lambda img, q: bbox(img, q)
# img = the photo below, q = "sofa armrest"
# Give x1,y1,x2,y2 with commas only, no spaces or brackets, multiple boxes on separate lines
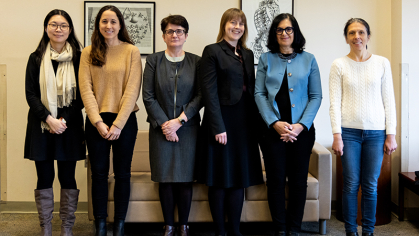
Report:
309,142,332,220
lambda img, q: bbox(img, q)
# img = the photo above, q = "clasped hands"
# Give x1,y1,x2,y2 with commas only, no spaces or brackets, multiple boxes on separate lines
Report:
162,119,182,142
95,121,121,141
273,121,304,142
46,115,67,134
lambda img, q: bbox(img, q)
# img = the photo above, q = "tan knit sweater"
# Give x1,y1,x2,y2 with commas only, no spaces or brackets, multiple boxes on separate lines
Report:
79,42,142,129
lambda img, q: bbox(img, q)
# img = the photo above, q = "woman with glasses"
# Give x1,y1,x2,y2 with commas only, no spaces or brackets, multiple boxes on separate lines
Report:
143,15,201,236
329,18,397,236
79,5,142,236
254,13,322,236
197,8,264,236
24,9,85,236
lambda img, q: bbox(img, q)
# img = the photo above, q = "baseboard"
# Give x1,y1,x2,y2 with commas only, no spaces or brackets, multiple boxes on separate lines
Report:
0,201,88,213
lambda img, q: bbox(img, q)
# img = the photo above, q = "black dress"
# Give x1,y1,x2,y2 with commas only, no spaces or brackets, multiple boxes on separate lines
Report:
197,42,264,188
24,52,86,161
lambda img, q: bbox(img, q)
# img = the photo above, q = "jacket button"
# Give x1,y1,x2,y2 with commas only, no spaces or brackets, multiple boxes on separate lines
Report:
177,90,181,93
292,104,295,108
289,88,294,92
288,73,292,77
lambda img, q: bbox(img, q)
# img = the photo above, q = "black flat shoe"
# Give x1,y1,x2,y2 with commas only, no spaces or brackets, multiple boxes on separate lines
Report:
95,219,107,236
346,233,359,236
287,232,299,236
113,219,125,236
362,233,374,236
274,231,286,236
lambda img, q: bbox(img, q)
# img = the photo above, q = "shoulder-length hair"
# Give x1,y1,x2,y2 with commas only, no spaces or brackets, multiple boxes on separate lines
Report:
267,13,306,53
216,8,248,49
34,9,82,65
90,5,134,67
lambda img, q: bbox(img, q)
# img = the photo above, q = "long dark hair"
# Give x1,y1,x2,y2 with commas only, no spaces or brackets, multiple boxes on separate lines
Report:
34,9,82,65
90,5,134,67
267,13,305,53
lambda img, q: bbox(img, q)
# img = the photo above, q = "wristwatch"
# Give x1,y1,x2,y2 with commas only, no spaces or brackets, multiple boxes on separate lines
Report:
178,117,185,125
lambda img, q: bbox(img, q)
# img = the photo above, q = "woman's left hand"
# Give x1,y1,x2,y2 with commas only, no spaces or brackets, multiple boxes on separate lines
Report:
384,134,397,155
280,123,304,142
162,119,182,135
105,125,121,141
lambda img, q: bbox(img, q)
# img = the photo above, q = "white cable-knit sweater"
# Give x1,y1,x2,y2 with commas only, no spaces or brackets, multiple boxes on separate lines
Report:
329,55,396,135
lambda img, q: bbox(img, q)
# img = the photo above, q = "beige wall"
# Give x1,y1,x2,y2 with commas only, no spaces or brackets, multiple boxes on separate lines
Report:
0,0,404,204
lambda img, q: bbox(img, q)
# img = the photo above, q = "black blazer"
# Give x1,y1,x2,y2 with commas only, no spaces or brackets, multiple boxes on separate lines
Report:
200,40,256,135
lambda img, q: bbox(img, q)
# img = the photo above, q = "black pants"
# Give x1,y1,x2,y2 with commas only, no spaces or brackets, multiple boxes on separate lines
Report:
35,160,77,190
259,125,315,232
85,112,138,220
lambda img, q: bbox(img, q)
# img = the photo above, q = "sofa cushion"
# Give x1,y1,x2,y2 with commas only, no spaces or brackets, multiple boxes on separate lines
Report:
245,173,319,201
108,172,159,201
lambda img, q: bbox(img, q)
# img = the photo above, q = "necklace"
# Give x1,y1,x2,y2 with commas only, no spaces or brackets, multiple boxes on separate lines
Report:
278,51,297,63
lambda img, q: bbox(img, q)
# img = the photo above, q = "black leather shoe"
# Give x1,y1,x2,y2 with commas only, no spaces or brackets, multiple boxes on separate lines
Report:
95,219,107,236
362,233,374,236
274,231,286,236
287,232,299,236
113,219,125,236
346,233,359,236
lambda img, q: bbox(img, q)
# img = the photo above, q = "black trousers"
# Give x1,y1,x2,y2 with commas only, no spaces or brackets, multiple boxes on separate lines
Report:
259,125,315,232
85,112,138,220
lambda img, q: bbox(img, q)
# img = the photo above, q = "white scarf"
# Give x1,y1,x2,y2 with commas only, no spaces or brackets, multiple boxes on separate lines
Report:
39,42,76,132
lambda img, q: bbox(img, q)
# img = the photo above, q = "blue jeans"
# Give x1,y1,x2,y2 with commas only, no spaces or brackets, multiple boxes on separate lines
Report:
341,128,386,234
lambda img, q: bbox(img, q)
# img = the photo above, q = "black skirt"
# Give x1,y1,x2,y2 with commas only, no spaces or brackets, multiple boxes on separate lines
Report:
196,92,264,188
24,107,86,161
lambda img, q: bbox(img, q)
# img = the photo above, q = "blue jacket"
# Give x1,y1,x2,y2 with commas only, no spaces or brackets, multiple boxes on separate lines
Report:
254,51,322,129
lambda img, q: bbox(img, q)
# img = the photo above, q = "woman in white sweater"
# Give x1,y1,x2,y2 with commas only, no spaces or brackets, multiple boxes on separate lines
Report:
329,18,397,236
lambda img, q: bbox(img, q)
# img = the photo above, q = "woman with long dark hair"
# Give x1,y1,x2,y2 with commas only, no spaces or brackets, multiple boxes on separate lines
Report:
79,5,142,236
198,8,264,236
255,13,322,236
329,18,397,236
24,9,85,236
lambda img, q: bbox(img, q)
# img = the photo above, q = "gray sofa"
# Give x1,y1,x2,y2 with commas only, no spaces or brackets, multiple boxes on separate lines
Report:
87,130,332,234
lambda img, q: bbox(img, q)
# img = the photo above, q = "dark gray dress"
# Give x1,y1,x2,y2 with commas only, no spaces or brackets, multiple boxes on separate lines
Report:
142,51,201,182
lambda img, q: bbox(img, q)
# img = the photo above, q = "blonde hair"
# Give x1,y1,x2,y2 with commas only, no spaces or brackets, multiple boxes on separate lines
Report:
216,8,248,49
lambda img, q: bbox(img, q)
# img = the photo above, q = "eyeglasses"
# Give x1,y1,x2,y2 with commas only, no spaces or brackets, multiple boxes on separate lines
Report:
164,29,185,36
48,23,70,31
276,27,294,35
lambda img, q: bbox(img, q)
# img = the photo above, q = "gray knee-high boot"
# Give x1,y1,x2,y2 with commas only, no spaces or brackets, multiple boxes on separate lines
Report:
59,189,80,236
35,188,54,236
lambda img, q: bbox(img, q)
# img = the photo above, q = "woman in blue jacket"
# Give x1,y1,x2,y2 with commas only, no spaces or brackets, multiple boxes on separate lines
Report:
254,13,322,236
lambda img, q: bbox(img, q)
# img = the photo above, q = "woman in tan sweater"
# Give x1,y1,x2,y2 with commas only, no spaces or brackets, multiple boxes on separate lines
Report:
79,5,142,236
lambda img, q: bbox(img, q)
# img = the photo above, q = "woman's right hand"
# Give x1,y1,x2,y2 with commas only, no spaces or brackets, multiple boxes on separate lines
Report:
215,132,227,145
46,115,67,134
273,121,293,135
165,132,179,142
332,133,344,156
95,121,109,139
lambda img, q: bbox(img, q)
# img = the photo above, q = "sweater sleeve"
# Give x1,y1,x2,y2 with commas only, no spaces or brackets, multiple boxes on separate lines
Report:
329,60,342,134
382,58,397,135
79,47,103,126
25,53,51,122
113,47,142,129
